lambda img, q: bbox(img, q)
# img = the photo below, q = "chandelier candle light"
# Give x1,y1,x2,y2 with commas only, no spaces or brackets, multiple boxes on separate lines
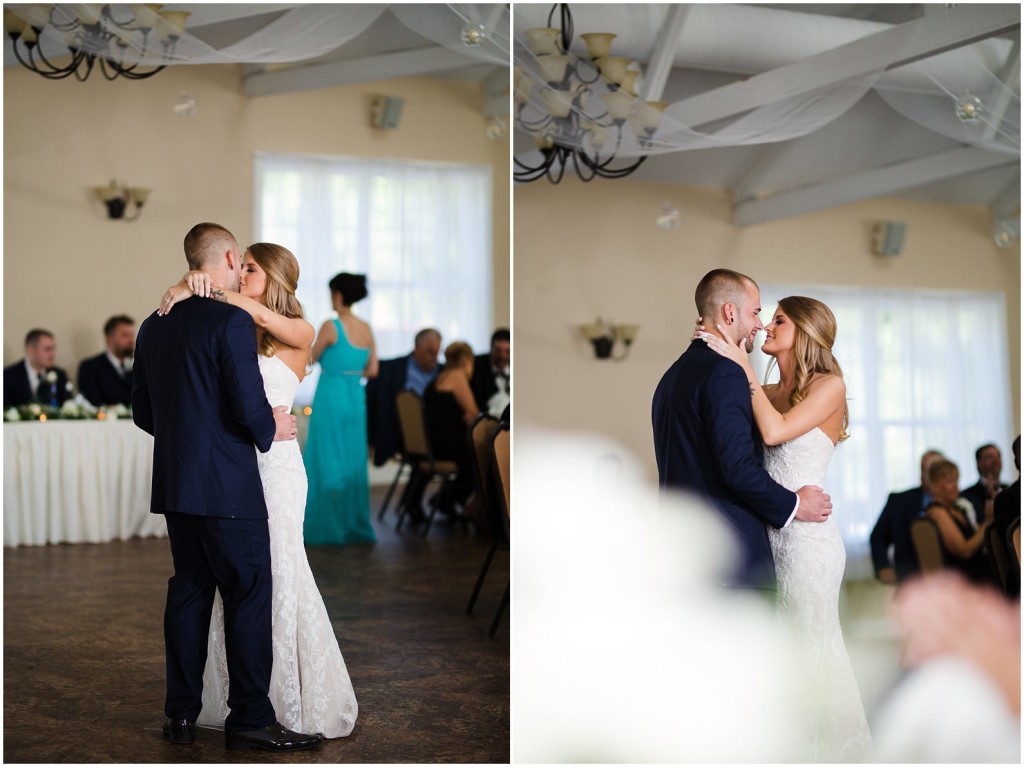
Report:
514,4,667,183
3,4,190,81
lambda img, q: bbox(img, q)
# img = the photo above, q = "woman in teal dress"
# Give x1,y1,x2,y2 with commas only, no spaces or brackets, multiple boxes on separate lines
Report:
304,273,379,544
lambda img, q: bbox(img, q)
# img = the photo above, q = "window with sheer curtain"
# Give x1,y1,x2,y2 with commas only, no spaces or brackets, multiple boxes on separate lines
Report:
754,284,1014,579
253,151,493,405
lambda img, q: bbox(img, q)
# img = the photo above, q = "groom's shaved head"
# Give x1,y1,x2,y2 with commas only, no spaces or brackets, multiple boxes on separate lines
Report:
695,268,757,319
184,222,239,270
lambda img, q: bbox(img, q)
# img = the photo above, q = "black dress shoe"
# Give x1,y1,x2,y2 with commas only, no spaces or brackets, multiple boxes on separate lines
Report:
225,722,322,752
162,718,196,745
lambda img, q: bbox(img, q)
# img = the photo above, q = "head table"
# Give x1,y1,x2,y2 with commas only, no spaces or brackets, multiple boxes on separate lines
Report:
4,419,166,547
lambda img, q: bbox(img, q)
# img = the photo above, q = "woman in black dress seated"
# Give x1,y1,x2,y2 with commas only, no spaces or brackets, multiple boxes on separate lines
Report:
925,459,993,585
423,341,480,515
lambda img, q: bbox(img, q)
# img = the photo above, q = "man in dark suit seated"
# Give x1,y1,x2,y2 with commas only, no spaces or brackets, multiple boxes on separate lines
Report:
870,449,945,585
470,327,510,418
961,443,1008,528
76,314,136,407
366,328,441,518
3,328,72,409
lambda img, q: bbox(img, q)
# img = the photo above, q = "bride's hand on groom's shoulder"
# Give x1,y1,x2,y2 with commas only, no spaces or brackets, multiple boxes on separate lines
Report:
158,280,192,317
695,323,747,366
185,270,212,298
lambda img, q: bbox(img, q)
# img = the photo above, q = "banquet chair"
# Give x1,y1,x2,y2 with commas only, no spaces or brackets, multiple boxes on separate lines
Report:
465,413,501,615
376,451,412,522
393,389,458,537
985,521,1012,595
486,421,510,638
910,517,944,575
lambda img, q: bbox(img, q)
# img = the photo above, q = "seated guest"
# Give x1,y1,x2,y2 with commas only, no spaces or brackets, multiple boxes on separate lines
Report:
423,341,480,514
870,449,945,585
366,328,442,467
993,435,1021,597
366,328,442,520
470,328,510,418
961,443,1007,527
924,459,993,585
76,314,135,407
3,328,71,409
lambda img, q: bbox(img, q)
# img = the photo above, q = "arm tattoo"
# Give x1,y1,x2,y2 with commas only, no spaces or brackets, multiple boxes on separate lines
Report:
749,381,756,397
209,289,227,303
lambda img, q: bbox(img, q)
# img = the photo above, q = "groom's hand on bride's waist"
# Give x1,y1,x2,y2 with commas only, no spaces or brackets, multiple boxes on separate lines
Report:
272,405,297,441
795,485,832,523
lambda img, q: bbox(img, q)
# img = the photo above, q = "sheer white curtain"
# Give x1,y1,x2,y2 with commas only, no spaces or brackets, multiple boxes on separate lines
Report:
253,152,492,405
755,284,1014,579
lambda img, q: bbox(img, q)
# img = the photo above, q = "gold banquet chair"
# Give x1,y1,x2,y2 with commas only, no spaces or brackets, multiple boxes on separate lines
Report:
394,389,459,538
911,517,945,575
985,521,1012,595
485,421,510,638
466,413,501,615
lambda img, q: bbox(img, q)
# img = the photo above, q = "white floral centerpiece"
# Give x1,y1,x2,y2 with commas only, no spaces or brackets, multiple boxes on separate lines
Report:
4,407,20,422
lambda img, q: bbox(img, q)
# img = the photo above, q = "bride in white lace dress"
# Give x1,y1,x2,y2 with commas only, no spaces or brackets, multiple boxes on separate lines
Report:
161,243,357,738
700,295,872,762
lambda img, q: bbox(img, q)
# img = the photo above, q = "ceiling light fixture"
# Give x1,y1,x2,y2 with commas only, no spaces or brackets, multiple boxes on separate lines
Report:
514,4,666,183
579,319,640,360
3,4,189,81
95,181,150,221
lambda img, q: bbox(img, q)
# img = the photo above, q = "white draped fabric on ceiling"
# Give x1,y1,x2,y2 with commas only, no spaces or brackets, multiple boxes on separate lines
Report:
4,4,511,67
512,4,1019,158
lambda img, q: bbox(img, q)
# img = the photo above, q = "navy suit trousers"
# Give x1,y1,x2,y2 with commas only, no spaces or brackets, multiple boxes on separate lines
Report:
163,512,276,731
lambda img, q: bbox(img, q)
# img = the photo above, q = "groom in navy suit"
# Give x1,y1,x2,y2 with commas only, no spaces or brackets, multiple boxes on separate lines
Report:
653,268,832,590
133,222,320,752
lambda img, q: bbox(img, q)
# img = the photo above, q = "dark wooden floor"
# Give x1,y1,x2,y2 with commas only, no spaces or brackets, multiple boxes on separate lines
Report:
3,487,509,763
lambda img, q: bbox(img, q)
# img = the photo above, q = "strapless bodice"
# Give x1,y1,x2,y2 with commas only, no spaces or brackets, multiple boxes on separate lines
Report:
763,427,834,491
259,354,299,410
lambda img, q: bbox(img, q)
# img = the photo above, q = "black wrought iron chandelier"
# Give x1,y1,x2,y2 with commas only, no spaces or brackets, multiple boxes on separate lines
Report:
3,5,190,81
514,4,666,183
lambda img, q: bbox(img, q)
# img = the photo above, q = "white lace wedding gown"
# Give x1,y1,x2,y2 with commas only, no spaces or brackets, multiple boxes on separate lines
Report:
765,427,873,762
198,354,358,738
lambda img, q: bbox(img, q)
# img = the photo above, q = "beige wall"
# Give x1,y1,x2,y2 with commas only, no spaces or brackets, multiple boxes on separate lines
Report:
4,64,509,367
514,179,1021,478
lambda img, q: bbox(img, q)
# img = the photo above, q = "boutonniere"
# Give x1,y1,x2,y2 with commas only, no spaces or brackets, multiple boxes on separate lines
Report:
44,370,58,384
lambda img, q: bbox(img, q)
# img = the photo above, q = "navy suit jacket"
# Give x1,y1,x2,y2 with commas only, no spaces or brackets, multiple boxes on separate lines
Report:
653,341,797,589
869,486,926,582
470,353,499,410
77,352,133,407
132,300,276,518
3,360,71,409
366,354,410,467
961,479,1007,523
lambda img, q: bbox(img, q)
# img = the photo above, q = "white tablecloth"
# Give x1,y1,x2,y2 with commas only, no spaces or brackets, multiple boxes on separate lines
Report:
4,420,166,547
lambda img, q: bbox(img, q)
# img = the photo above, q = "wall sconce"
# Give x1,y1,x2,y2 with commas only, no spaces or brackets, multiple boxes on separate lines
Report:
579,318,639,360
94,180,149,221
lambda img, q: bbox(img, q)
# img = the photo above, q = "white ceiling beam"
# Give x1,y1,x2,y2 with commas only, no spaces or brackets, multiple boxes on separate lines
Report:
639,5,690,102
482,66,510,117
983,35,1020,143
731,143,792,205
243,46,478,97
734,146,1017,226
672,4,1021,129
990,172,1021,218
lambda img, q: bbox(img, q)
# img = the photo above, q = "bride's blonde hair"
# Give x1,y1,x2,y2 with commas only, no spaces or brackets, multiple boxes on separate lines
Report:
245,242,304,357
766,295,849,442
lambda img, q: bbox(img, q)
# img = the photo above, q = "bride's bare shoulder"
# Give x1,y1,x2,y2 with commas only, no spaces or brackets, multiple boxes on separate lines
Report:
809,373,846,396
